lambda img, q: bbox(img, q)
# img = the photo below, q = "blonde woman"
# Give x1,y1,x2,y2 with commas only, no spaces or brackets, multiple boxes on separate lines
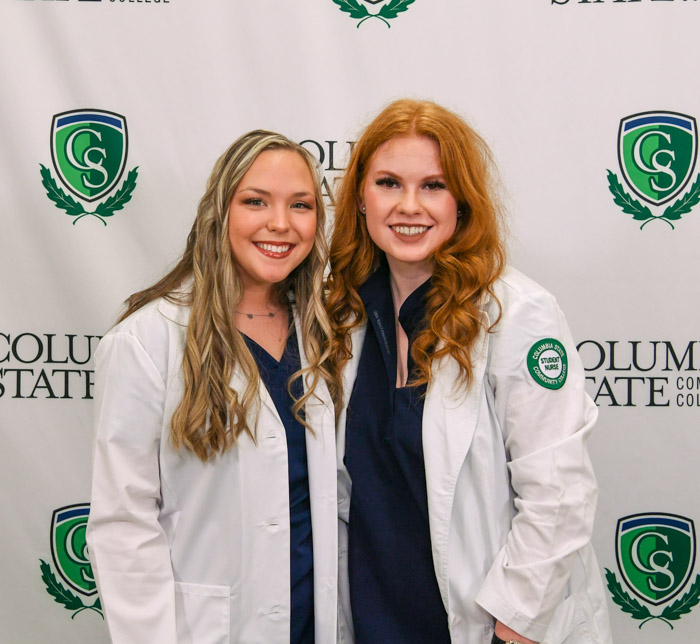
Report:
327,100,612,644
87,131,337,643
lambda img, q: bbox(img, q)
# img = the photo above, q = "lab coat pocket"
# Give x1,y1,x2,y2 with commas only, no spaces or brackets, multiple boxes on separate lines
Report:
174,581,231,644
542,588,594,644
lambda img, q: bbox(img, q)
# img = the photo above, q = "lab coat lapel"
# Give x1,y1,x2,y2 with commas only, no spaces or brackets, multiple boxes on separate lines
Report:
337,323,367,459
294,311,336,483
423,312,490,604
293,311,338,641
292,307,336,507
230,362,280,425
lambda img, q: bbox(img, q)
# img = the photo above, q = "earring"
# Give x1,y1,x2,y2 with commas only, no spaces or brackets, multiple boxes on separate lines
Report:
457,208,463,218
360,206,366,213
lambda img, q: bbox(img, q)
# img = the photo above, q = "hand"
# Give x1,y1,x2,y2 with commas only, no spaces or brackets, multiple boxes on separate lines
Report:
494,620,538,644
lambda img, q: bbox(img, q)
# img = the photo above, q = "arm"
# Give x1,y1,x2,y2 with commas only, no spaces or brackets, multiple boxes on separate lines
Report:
476,284,598,642
86,332,178,644
495,620,538,644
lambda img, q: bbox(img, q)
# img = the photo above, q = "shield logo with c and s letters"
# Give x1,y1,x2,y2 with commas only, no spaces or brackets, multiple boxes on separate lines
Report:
616,513,696,606
618,111,697,206
50,109,127,202
50,504,97,597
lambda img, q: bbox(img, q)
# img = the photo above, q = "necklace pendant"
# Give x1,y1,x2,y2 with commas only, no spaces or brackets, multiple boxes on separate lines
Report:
235,309,277,319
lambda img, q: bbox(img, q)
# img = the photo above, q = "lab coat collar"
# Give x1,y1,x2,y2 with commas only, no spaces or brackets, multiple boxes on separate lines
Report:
156,292,191,327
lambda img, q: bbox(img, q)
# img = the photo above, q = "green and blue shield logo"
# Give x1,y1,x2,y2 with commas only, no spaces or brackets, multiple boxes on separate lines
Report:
606,512,700,629
618,112,697,206
616,513,695,605
607,111,700,229
51,110,127,202
50,504,96,596
40,108,139,225
39,503,103,619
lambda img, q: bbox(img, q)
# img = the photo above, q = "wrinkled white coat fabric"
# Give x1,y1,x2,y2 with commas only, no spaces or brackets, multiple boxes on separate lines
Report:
87,297,338,644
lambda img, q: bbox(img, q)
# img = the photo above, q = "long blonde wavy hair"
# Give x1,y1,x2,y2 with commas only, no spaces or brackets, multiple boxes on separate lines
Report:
326,99,506,399
120,130,332,461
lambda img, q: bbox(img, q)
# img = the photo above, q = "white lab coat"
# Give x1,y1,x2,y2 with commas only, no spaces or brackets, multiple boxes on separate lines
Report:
87,296,338,644
336,267,612,644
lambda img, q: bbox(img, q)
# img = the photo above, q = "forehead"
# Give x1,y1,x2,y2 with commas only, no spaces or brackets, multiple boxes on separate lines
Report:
368,134,443,172
241,148,313,183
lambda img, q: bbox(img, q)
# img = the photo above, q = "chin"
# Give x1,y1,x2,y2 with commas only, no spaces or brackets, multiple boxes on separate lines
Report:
391,252,432,265
260,273,291,287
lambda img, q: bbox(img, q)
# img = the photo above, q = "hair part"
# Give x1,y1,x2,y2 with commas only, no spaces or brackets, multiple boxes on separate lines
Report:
326,99,506,402
120,130,333,461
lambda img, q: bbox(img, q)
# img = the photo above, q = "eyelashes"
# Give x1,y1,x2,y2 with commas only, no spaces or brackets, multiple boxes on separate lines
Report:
241,198,314,210
374,177,446,191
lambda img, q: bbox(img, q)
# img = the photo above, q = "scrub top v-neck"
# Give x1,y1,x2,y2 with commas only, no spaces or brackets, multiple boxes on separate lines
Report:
344,262,450,644
244,325,314,644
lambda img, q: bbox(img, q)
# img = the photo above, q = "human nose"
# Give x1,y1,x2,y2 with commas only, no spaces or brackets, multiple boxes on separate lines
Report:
397,187,421,215
266,204,291,232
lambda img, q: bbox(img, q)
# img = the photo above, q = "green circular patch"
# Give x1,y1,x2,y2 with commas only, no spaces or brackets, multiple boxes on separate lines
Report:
527,338,568,390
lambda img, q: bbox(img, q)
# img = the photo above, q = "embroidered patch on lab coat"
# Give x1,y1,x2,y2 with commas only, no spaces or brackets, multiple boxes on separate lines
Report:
527,338,568,390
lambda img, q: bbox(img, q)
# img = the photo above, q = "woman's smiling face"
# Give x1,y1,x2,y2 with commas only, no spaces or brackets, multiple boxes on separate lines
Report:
228,149,317,293
360,134,458,276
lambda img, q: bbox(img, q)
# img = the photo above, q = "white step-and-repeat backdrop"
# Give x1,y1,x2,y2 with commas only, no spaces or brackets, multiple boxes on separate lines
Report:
1,1,698,642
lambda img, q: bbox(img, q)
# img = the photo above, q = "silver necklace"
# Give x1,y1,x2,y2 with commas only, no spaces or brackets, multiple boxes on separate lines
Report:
234,310,277,320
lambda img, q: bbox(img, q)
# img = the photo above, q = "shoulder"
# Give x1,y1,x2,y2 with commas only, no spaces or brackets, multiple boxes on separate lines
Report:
487,266,561,326
96,296,191,382
109,296,189,343
492,266,557,308
486,266,572,357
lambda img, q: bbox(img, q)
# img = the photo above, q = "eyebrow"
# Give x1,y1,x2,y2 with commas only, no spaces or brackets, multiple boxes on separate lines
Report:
238,187,314,198
373,170,446,181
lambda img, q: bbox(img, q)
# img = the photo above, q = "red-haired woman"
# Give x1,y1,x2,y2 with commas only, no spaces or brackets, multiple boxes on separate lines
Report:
326,100,611,644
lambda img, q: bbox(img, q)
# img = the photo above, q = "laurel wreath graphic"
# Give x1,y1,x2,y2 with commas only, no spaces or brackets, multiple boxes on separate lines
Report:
333,0,416,27
605,568,700,629
607,170,700,230
663,175,700,222
40,165,139,226
39,560,103,619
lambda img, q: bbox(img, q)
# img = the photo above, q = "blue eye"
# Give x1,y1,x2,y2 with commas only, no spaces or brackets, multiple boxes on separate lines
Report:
292,201,314,210
243,197,264,206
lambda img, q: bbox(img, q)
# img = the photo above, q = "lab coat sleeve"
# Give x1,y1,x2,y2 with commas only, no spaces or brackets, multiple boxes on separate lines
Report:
475,284,599,641
86,331,178,644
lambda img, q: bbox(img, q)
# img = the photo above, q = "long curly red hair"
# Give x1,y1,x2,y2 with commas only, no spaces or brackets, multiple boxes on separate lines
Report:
326,99,505,402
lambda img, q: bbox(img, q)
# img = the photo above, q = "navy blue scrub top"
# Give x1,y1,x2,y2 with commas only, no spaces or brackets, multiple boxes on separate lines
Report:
244,324,314,644
345,261,451,643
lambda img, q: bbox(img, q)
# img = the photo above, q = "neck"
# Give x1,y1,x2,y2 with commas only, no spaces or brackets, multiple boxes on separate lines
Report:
238,284,278,314
386,257,432,312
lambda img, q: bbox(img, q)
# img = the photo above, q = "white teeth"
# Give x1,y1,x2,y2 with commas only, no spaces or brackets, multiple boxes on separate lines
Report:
256,243,291,253
392,225,428,236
